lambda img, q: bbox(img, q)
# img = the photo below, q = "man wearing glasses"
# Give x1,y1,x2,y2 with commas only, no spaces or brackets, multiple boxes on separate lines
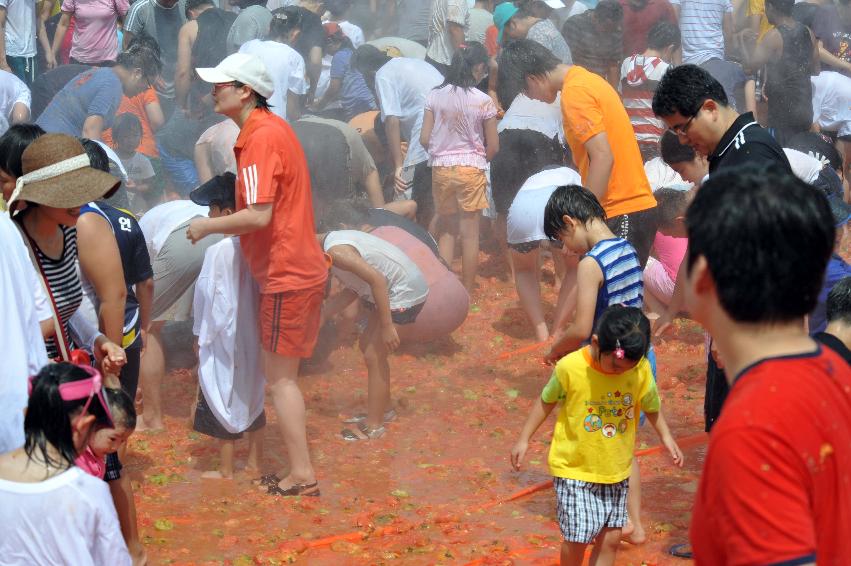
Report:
36,45,161,141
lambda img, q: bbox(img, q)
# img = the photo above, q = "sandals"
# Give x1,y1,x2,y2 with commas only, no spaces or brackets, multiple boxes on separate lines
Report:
342,409,397,425
253,473,281,488
669,543,693,559
341,421,386,441
267,481,321,497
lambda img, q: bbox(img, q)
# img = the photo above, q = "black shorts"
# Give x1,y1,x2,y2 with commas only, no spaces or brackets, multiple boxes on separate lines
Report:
105,452,123,482
812,166,844,199
606,206,658,269
119,346,141,401
412,161,434,227
193,388,266,441
704,350,729,432
361,298,425,325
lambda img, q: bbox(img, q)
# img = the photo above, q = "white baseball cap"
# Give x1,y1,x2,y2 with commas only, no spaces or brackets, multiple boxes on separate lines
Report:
544,0,566,6
196,53,275,100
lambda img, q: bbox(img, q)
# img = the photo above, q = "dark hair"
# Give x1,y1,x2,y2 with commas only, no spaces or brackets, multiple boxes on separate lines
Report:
652,64,728,118
233,80,272,110
440,41,489,90
595,0,624,24
270,6,303,38
827,277,851,325
543,184,606,240
686,165,834,323
787,132,843,172
125,32,161,58
654,187,690,228
80,138,110,173
352,44,391,76
104,387,137,431
112,112,143,141
325,0,351,16
0,123,45,177
496,39,561,109
647,20,681,51
766,0,794,16
116,44,163,82
660,130,696,164
185,0,214,17
792,2,819,27
594,305,651,361
316,197,370,232
25,363,112,470
210,172,238,210
491,130,566,214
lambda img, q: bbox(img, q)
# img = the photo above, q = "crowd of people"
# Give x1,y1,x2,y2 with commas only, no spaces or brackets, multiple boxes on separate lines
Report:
0,0,849,564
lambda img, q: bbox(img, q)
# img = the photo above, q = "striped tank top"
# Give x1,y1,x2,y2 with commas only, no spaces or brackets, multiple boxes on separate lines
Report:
585,238,644,326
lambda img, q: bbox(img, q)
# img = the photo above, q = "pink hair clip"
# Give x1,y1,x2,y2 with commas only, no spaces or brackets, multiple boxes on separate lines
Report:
614,339,625,360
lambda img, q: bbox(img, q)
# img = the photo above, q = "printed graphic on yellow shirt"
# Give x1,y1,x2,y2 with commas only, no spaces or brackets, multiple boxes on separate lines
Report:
583,391,635,438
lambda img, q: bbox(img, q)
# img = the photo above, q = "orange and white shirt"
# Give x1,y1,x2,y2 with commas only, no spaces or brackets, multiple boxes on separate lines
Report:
233,108,328,294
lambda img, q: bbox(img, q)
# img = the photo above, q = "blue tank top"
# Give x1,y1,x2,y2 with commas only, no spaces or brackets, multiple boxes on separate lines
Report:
585,237,644,326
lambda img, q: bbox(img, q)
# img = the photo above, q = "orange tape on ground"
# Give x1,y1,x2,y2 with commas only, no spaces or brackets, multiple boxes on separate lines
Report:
496,341,548,361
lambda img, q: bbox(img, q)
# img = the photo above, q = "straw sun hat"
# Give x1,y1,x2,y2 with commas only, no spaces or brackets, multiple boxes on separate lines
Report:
7,133,120,210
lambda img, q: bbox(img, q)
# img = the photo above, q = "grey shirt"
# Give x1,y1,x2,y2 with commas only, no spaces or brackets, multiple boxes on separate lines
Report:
124,0,187,96
226,5,273,54
527,19,572,64
396,0,433,43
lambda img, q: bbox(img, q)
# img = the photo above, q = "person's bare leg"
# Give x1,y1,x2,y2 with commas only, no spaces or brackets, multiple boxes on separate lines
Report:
643,290,667,320
560,540,588,566
512,248,549,342
110,472,146,565
552,253,579,334
622,459,647,544
264,352,316,489
493,214,514,281
360,313,390,430
459,210,480,293
137,321,165,431
551,244,566,287
435,213,458,268
589,527,622,566
202,440,234,479
246,428,263,472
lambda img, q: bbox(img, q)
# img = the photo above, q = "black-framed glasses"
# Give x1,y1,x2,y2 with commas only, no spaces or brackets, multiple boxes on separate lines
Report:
670,109,700,138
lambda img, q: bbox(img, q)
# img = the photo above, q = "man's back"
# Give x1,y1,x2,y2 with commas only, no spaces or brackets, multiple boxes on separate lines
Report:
36,67,123,135
671,0,732,64
691,346,851,564
562,11,622,77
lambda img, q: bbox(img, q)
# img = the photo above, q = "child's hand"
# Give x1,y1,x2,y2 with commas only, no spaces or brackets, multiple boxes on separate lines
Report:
543,348,562,366
382,324,400,353
663,435,685,468
96,340,127,376
510,439,528,471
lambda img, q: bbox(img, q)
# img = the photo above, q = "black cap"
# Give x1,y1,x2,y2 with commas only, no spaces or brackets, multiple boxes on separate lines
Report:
189,172,236,208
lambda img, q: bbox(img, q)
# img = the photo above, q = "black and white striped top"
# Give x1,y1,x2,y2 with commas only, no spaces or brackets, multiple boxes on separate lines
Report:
27,225,83,359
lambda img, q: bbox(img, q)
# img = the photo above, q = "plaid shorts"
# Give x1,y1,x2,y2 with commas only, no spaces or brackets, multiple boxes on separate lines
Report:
554,477,629,543
105,452,123,482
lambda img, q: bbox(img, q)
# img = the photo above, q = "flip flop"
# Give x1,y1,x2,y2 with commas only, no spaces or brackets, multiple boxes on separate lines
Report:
669,543,693,559
342,409,397,424
341,422,386,441
252,473,281,487
267,481,320,497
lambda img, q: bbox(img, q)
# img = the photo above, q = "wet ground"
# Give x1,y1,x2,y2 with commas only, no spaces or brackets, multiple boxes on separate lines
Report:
130,252,711,565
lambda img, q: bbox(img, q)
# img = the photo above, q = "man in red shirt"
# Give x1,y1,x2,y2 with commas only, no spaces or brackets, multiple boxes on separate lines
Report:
683,164,851,564
188,52,328,497
620,0,677,56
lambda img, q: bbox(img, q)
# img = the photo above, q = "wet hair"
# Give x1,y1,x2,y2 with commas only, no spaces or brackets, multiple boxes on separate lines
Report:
647,20,681,51
233,80,272,111
543,184,607,240
766,0,794,16
126,32,161,58
594,305,651,361
652,64,728,118
185,0,214,17
827,277,851,325
270,6,303,39
80,138,110,173
104,388,137,431
660,130,696,165
25,363,112,470
316,197,370,232
116,44,163,82
490,130,566,214
595,0,624,24
496,39,560,109
440,41,489,90
325,0,351,16
112,113,143,142
654,187,690,228
0,123,45,177
352,44,392,76
686,165,834,323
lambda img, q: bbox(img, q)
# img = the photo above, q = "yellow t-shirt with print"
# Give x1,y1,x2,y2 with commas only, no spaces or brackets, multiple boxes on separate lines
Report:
544,347,660,484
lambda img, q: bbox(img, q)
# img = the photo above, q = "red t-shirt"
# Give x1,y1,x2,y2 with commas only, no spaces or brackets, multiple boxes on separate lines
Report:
690,346,851,565
620,0,677,56
233,108,328,294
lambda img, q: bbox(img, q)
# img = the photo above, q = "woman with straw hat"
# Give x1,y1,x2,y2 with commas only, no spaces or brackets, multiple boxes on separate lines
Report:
8,133,127,375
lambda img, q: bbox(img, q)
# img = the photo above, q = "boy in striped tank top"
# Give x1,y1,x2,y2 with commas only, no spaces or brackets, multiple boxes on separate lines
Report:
541,184,652,545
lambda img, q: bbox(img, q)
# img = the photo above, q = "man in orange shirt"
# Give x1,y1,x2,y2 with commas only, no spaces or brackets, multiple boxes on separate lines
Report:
187,52,328,497
498,39,658,267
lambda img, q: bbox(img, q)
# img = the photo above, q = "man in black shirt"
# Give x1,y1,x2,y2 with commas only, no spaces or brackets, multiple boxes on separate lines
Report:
815,276,851,364
652,64,794,432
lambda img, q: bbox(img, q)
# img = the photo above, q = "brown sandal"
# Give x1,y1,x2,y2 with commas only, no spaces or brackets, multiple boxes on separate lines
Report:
267,481,320,497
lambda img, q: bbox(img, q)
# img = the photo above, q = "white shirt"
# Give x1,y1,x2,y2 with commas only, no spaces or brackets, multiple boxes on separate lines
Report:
324,230,429,310
0,213,49,454
426,0,470,65
375,57,444,168
507,167,582,245
0,0,36,57
139,200,206,258
0,69,30,122
498,93,564,143
811,71,851,138
0,467,131,565
644,157,687,191
367,36,427,59
238,39,308,121
338,20,364,47
193,238,265,433
670,0,732,65
784,148,823,184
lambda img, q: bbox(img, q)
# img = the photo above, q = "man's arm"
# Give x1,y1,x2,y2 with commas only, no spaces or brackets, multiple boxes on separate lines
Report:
186,203,272,243
194,142,214,184
82,115,106,140
583,132,614,202
135,277,153,350
175,21,196,110
0,7,11,72
38,0,56,69
11,102,29,124
50,12,71,66
448,21,465,51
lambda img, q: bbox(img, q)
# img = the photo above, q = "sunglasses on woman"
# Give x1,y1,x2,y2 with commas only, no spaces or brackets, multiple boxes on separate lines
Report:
28,365,114,427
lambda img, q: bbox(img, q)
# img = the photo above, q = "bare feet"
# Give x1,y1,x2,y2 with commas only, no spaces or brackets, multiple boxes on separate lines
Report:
201,470,233,480
621,519,647,545
135,415,164,433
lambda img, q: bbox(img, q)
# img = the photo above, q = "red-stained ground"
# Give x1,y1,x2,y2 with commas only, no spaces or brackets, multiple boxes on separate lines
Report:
129,250,711,566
